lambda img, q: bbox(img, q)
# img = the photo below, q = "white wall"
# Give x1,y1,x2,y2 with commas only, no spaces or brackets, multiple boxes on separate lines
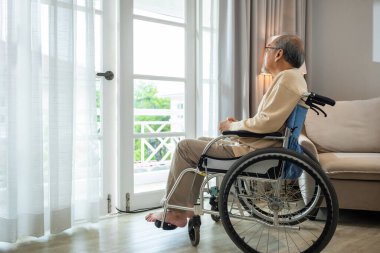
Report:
306,0,380,101
374,0,380,62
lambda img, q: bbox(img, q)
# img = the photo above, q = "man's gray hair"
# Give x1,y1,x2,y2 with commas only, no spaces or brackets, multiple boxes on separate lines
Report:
273,35,305,68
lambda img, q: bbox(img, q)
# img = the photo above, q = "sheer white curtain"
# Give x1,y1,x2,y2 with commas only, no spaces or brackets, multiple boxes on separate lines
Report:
0,0,100,243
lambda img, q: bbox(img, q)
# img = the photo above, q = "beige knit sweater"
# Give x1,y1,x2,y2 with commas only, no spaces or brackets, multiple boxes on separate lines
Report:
229,68,308,156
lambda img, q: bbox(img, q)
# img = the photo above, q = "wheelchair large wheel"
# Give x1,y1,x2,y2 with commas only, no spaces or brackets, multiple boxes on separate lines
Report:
218,148,338,253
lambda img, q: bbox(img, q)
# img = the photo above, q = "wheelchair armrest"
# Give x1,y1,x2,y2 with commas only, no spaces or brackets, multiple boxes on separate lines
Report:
222,130,282,138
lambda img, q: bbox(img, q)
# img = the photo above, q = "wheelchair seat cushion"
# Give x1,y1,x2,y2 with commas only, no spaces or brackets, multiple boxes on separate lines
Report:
198,154,283,179
198,155,241,173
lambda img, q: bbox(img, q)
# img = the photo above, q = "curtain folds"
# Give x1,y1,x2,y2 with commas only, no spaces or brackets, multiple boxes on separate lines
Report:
218,0,251,122
218,0,307,120
0,0,100,242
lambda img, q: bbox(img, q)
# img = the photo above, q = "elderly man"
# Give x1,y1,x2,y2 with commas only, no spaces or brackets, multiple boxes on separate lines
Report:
145,34,308,229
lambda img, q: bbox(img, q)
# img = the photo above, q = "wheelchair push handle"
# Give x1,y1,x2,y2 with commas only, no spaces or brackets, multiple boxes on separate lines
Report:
309,93,336,106
305,92,336,117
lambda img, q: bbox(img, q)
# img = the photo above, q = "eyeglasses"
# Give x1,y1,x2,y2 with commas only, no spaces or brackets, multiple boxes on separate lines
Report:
265,46,281,52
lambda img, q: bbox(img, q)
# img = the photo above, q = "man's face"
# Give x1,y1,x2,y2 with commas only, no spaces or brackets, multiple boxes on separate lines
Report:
263,43,280,74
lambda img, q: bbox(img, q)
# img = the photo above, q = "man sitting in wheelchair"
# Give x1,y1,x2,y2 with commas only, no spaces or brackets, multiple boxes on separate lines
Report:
145,34,308,229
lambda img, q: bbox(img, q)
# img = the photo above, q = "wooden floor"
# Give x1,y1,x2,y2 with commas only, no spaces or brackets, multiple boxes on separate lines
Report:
1,209,380,253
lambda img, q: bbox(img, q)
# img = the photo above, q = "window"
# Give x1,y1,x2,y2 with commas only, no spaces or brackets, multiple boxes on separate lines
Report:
132,0,190,193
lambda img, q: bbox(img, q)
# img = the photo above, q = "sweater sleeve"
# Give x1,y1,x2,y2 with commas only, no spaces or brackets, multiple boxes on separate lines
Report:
229,72,306,133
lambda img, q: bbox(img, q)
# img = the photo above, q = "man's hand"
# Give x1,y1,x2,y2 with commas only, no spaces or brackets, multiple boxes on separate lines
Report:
219,117,237,133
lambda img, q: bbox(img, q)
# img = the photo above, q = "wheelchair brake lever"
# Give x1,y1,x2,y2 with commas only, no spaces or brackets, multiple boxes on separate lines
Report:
310,106,319,115
310,104,327,117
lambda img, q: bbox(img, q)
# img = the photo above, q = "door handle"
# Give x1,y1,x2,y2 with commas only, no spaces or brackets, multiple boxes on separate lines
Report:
96,71,114,80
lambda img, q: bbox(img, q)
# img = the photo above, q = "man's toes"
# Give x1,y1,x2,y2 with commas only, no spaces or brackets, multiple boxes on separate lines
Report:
145,213,153,221
145,212,164,222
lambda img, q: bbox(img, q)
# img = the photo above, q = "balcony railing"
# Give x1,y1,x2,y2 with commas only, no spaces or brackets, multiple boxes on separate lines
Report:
134,109,184,165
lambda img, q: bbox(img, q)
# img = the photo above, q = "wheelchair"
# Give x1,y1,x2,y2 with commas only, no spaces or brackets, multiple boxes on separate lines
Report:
160,92,339,253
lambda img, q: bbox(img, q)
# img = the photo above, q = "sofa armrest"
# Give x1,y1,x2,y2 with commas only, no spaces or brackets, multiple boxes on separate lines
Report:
299,134,319,162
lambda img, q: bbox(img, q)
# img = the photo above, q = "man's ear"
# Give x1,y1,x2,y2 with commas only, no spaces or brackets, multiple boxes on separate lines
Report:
274,49,284,62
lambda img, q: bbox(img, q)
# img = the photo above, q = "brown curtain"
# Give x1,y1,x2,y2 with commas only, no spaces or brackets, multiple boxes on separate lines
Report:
218,0,307,120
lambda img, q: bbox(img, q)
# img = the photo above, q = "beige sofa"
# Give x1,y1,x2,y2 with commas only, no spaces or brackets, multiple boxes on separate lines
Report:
299,97,380,211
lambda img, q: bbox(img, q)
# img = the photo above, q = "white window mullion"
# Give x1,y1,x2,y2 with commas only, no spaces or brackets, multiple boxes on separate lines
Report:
195,0,203,138
133,74,185,83
195,0,219,138
133,14,185,28
134,132,186,138
185,0,196,139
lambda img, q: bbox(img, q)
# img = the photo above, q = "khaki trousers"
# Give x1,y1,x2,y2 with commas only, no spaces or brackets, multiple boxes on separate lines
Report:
165,137,249,208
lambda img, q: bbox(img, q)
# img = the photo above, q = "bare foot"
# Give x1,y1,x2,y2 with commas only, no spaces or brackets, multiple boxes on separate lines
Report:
145,211,187,227
186,211,194,219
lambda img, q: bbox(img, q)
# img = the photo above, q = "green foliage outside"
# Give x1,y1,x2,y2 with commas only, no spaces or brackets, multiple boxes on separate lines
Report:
95,82,174,163
134,83,171,162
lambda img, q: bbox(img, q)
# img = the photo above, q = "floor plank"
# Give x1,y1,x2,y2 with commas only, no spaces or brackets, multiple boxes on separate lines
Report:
1,209,380,253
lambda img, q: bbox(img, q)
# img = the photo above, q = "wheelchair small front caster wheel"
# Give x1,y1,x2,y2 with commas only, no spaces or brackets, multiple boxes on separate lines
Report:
188,216,201,246
211,205,220,222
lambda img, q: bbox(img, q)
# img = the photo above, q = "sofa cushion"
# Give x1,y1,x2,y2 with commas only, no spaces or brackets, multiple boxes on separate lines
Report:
319,153,380,180
304,97,380,153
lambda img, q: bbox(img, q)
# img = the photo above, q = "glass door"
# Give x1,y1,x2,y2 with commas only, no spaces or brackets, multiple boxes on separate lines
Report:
95,0,119,216
119,0,195,210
